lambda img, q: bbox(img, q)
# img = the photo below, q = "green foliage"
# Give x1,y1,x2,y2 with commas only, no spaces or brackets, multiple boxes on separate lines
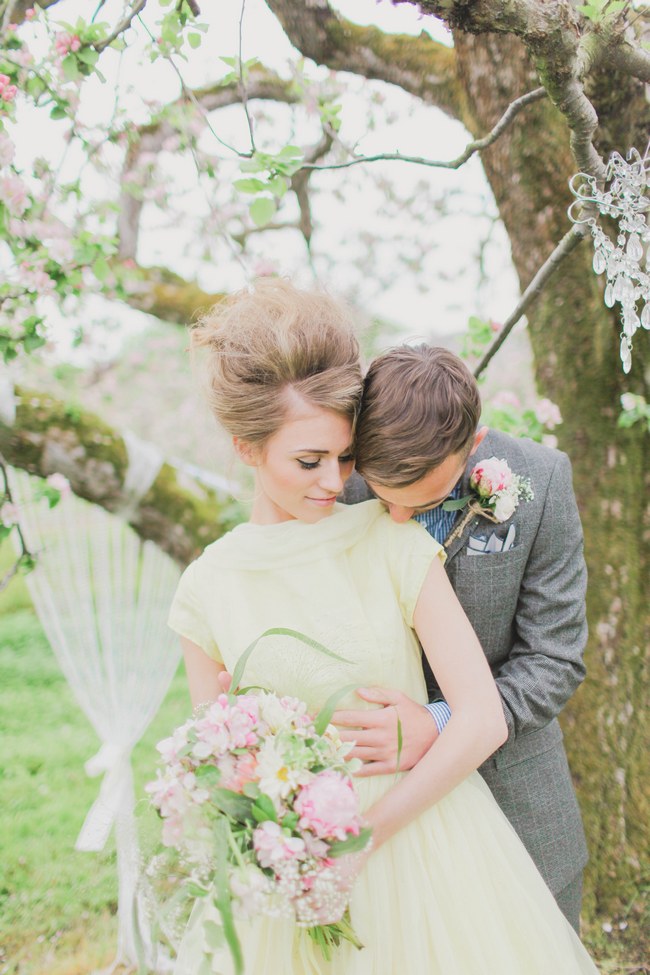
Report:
578,0,627,23
235,145,304,227
618,393,650,432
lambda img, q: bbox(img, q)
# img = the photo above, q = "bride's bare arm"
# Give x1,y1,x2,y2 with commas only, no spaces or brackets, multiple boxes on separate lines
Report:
363,557,507,850
181,636,226,709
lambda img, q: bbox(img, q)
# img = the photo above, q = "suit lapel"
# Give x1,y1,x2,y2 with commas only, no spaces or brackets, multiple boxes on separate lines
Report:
443,431,493,562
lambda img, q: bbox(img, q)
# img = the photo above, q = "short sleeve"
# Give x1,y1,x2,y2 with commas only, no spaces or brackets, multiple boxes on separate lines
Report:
167,559,223,662
384,517,446,627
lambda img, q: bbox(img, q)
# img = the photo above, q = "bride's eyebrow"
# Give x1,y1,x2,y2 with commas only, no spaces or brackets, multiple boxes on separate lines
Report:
291,445,354,455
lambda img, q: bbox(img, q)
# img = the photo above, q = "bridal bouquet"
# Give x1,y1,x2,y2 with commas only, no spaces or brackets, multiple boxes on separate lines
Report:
146,632,371,974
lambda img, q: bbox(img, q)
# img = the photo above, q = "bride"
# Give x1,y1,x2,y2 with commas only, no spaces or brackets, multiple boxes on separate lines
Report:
167,278,599,974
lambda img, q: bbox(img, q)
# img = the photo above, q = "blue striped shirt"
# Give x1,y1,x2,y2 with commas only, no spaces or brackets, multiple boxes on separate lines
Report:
414,482,461,544
415,484,461,734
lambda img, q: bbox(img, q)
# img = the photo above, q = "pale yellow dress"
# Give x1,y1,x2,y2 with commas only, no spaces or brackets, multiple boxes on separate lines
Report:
168,500,599,975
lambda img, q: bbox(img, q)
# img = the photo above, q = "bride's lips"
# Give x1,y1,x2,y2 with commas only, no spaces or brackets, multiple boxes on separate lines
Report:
306,496,337,506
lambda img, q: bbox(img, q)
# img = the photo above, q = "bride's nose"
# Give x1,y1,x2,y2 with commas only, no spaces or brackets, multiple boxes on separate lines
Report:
319,459,345,494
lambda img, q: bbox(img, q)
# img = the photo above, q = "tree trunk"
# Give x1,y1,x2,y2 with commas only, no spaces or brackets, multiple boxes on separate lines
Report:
452,31,649,918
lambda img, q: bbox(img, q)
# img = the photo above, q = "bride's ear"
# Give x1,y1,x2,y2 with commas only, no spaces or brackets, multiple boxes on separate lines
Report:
233,436,259,467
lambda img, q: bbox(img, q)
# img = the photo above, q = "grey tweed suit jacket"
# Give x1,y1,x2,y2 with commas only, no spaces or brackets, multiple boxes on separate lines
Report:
344,428,589,895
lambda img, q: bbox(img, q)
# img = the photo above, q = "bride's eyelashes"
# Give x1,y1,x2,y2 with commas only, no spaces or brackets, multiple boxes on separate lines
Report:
297,453,355,471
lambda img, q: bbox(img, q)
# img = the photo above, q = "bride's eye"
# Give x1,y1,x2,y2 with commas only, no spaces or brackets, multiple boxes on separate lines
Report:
339,453,354,464
298,459,320,470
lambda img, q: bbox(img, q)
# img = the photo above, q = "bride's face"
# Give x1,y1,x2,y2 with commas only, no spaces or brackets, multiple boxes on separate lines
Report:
237,393,354,525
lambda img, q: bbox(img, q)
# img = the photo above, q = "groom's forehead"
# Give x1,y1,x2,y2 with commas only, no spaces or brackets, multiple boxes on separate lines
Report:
369,454,466,506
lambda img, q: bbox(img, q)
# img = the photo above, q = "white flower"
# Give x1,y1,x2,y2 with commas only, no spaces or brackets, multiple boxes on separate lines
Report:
493,493,517,522
620,392,636,412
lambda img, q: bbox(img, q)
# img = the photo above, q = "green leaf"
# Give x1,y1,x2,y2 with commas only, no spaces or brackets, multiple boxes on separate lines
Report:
212,820,244,975
314,683,361,737
188,33,202,49
281,811,299,830
441,494,472,512
186,881,209,898
251,793,277,823
231,627,354,691
92,256,110,283
328,826,372,858
233,177,268,194
268,175,288,198
195,763,221,781
249,196,277,227
76,46,99,67
212,787,254,821
396,716,403,773
62,55,80,82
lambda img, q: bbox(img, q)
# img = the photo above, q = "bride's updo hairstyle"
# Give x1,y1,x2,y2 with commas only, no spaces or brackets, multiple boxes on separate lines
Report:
191,278,363,448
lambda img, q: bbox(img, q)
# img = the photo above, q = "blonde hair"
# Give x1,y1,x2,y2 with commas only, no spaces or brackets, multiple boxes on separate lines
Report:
191,279,363,447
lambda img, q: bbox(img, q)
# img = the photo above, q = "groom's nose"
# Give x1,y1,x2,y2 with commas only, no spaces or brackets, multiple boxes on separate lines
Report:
386,503,415,523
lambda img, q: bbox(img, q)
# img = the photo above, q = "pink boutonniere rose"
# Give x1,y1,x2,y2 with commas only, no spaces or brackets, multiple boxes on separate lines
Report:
442,457,534,546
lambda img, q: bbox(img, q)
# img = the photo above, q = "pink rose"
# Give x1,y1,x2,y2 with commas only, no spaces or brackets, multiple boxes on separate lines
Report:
295,771,361,841
1,86,17,103
470,457,512,499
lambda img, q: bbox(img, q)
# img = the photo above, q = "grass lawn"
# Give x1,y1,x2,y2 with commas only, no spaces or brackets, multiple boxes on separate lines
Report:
0,547,646,975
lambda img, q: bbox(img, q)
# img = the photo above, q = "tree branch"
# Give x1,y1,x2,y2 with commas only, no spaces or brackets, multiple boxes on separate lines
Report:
302,86,547,173
474,225,588,378
94,0,148,53
0,388,232,565
120,264,224,324
400,0,607,180
264,0,463,121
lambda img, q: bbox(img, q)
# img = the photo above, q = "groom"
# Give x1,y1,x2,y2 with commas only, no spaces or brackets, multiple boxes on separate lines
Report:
339,344,589,930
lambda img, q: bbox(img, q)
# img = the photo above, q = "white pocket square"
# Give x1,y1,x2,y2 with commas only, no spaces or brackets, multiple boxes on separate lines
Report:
466,524,516,555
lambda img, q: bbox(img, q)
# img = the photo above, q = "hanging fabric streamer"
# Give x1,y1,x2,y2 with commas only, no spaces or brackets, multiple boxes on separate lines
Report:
10,464,182,971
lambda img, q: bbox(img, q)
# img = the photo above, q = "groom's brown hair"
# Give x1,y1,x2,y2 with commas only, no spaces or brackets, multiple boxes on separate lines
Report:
355,345,481,488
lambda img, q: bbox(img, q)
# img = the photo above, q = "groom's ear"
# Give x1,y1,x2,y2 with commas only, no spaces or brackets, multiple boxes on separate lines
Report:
233,437,259,467
469,425,489,456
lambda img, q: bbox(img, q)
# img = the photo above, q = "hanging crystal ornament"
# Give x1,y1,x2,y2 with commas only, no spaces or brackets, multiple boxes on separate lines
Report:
568,143,650,374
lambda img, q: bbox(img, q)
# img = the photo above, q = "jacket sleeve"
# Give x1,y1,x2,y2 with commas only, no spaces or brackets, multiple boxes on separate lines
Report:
494,451,588,741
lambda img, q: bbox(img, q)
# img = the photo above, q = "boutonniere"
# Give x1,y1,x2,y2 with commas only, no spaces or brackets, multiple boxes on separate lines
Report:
442,457,534,547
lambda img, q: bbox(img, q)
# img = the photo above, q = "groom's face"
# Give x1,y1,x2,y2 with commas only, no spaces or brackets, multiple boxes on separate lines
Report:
366,427,487,524
367,451,467,524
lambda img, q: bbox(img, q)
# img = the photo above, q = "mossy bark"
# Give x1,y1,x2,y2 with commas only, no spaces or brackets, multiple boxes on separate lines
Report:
0,388,234,566
452,31,649,918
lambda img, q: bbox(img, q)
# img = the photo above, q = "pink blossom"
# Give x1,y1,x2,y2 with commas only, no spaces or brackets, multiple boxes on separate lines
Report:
0,133,15,167
54,32,81,57
535,398,562,429
25,8,36,20
490,319,502,333
1,86,17,103
0,76,9,88
470,457,512,499
254,259,277,278
46,472,71,496
295,771,361,842
0,175,28,216
253,821,306,869
490,389,521,411
1,501,20,527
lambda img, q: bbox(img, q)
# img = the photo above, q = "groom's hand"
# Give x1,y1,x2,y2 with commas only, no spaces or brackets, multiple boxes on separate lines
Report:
333,688,439,777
